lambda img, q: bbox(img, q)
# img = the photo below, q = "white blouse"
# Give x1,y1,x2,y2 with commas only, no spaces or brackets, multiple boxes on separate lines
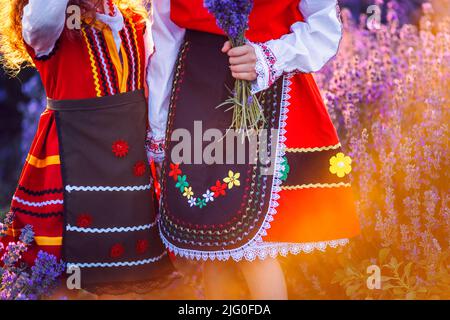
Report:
147,0,343,161
22,0,70,57
22,0,127,56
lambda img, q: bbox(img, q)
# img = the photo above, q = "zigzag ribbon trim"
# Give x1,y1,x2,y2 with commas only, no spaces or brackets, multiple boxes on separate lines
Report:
66,222,157,233
285,143,342,153
122,21,137,91
92,28,115,95
11,207,63,218
66,252,167,268
17,186,64,196
281,182,351,190
82,28,102,97
65,184,151,193
127,17,141,89
12,196,63,207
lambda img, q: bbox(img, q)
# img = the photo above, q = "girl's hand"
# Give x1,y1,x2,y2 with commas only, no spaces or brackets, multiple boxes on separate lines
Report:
222,41,257,81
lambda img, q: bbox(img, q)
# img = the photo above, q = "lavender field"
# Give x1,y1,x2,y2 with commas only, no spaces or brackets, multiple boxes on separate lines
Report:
284,0,449,299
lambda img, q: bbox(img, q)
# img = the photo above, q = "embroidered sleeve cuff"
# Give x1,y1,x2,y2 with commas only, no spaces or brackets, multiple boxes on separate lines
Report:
250,42,283,94
146,134,166,163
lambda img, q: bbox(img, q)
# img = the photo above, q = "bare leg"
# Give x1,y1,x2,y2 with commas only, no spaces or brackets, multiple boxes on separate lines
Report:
238,258,288,300
203,260,243,299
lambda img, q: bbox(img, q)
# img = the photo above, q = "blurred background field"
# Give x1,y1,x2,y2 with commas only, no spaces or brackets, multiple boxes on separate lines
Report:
0,0,448,299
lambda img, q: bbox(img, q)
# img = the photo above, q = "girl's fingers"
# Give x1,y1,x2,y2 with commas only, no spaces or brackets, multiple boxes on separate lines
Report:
226,45,257,81
230,63,256,73
231,71,258,81
229,54,257,65
221,41,232,53
228,45,252,57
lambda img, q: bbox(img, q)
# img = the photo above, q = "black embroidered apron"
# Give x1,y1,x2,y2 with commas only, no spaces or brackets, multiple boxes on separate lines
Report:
160,30,283,260
49,90,174,290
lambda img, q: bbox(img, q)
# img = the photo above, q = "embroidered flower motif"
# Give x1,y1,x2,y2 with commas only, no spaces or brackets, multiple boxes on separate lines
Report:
183,186,194,199
211,180,227,198
223,171,241,189
280,156,290,182
133,161,147,177
172,165,242,209
112,140,129,158
176,175,189,192
146,136,165,162
135,239,149,254
329,152,352,178
169,163,182,181
196,198,207,208
203,190,215,203
188,197,197,207
76,214,92,228
254,42,279,89
110,243,125,258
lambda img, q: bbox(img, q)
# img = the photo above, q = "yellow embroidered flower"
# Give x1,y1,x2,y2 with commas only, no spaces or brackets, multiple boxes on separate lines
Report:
183,186,194,199
223,170,241,189
329,152,352,178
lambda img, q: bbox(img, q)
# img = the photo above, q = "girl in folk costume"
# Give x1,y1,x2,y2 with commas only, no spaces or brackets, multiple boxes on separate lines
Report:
147,0,360,299
0,0,174,292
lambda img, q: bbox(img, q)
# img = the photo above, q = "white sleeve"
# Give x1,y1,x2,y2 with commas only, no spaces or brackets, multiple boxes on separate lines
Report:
22,0,69,57
250,0,342,92
146,0,185,162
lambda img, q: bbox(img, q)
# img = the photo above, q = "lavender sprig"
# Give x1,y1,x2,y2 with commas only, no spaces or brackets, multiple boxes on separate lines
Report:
1,215,64,300
204,0,265,136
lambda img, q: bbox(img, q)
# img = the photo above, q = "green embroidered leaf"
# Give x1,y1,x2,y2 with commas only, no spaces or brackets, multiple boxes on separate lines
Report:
280,156,290,182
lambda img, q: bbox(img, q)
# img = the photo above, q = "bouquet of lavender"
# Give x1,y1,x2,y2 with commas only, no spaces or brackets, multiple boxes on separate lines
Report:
1,212,65,300
204,0,265,136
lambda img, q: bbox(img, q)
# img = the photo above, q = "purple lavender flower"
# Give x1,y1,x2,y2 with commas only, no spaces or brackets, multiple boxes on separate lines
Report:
0,222,7,237
1,242,27,268
3,211,15,226
30,251,65,297
19,225,34,245
0,250,64,300
204,0,254,45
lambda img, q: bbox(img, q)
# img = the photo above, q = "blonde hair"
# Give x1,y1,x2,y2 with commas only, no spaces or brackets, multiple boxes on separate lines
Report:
0,0,149,76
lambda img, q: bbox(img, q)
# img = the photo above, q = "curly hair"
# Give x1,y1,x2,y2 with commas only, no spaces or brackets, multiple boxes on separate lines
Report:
0,0,149,76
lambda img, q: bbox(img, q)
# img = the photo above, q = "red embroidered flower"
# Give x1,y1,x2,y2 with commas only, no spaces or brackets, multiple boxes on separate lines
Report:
133,161,147,177
211,180,227,198
135,239,149,254
76,214,92,228
112,140,129,158
169,163,182,181
110,243,125,258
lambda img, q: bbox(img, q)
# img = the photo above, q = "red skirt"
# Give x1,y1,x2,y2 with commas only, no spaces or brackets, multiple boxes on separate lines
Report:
2,109,64,264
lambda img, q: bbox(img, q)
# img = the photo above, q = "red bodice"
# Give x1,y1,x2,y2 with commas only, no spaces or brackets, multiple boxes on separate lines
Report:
27,11,146,100
170,0,303,43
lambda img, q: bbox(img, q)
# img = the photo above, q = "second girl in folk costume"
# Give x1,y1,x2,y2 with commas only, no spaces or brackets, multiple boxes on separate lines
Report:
0,0,174,292
148,0,361,298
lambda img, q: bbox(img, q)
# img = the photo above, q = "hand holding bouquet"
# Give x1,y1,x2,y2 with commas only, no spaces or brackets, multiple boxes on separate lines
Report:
204,0,265,136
